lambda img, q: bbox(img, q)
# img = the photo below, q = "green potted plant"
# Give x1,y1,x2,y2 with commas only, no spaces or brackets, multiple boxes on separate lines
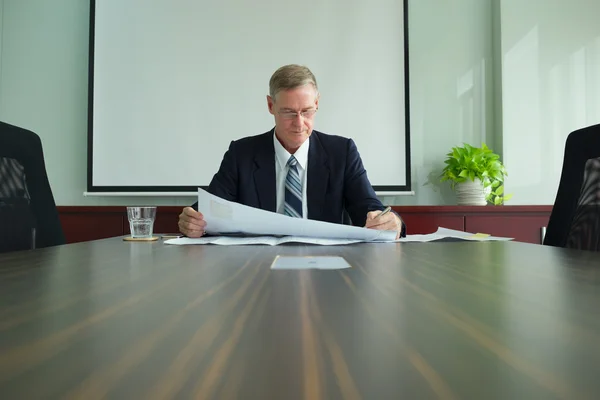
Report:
440,143,511,205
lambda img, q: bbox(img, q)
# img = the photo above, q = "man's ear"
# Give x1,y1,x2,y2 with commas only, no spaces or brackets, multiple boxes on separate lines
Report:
267,95,275,115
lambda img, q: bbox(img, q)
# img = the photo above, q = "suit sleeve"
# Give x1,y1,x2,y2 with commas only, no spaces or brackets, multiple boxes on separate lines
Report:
191,141,239,210
343,139,406,237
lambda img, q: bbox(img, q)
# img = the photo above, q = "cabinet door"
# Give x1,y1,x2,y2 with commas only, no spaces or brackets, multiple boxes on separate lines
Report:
60,214,124,243
465,215,550,244
400,214,464,235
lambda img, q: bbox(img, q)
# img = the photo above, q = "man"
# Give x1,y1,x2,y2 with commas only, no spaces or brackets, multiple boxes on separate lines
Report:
178,64,405,238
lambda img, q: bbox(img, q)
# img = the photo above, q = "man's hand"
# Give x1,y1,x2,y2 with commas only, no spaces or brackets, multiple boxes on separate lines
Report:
365,209,403,240
178,207,207,238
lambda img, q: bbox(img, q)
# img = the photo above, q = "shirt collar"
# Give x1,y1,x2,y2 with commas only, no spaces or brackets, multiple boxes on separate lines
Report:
273,130,310,170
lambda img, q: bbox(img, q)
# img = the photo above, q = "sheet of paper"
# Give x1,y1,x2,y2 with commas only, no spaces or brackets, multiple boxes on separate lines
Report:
270,256,352,270
197,188,397,242
434,227,513,241
396,233,446,242
397,227,513,242
165,236,366,246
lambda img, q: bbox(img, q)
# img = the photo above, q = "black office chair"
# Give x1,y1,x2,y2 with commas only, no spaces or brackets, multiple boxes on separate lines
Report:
544,123,600,251
0,121,65,253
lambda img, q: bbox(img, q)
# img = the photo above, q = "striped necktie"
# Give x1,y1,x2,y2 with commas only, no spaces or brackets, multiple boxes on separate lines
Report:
284,155,303,218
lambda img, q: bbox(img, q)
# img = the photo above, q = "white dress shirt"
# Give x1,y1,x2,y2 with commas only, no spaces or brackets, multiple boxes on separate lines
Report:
273,132,309,218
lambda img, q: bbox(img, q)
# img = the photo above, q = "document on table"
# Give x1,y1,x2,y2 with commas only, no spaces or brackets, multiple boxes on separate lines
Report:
163,190,512,246
195,188,397,242
164,227,512,246
166,236,366,246
397,227,513,242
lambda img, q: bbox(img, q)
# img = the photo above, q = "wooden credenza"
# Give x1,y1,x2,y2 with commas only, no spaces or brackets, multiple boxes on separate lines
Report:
393,206,551,244
57,205,553,245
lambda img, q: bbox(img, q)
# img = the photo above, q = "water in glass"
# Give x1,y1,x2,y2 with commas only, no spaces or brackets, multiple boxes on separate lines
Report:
130,219,154,238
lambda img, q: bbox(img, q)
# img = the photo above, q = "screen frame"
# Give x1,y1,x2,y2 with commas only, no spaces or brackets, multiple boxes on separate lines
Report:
86,0,412,193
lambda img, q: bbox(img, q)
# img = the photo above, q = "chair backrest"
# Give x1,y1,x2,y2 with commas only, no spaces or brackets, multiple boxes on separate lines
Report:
0,121,65,252
0,199,37,253
564,158,600,251
544,123,600,251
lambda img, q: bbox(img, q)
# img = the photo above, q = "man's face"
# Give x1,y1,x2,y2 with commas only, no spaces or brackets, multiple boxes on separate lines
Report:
267,84,319,153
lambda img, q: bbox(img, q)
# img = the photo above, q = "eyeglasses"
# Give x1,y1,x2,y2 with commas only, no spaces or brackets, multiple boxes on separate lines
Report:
277,109,318,120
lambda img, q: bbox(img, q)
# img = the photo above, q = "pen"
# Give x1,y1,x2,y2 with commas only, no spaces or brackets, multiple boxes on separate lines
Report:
375,206,392,220
160,235,182,239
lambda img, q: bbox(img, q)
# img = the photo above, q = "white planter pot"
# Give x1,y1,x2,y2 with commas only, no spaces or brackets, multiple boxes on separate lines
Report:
455,179,490,206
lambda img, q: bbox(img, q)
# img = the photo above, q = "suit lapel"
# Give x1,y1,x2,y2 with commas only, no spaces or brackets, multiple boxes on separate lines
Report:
307,133,329,220
253,131,277,212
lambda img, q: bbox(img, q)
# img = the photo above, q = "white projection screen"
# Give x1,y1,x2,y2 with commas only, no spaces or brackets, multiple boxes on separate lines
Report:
88,0,411,193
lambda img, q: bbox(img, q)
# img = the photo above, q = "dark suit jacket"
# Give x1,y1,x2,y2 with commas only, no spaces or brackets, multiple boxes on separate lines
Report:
0,121,65,248
194,129,404,234
544,123,600,248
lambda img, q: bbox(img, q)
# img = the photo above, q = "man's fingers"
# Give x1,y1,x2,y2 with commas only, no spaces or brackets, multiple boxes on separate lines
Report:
178,221,205,238
365,210,382,221
366,220,396,230
366,210,381,218
180,227,204,238
178,219,205,232
178,207,207,237
180,207,204,221
179,208,206,229
183,207,203,219
364,210,387,228
365,212,402,236
180,217,206,229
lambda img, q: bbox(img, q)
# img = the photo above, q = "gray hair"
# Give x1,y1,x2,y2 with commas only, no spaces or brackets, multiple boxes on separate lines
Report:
269,64,318,100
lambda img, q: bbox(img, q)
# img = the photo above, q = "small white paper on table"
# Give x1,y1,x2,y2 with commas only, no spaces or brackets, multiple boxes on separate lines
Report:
270,256,352,270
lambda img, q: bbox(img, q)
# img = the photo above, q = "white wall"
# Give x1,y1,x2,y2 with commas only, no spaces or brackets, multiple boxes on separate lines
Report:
500,0,600,204
0,1,3,80
394,0,494,205
0,0,192,206
0,0,497,206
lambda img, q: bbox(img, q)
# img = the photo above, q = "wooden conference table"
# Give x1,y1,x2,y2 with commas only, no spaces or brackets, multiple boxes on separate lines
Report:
1,237,600,399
